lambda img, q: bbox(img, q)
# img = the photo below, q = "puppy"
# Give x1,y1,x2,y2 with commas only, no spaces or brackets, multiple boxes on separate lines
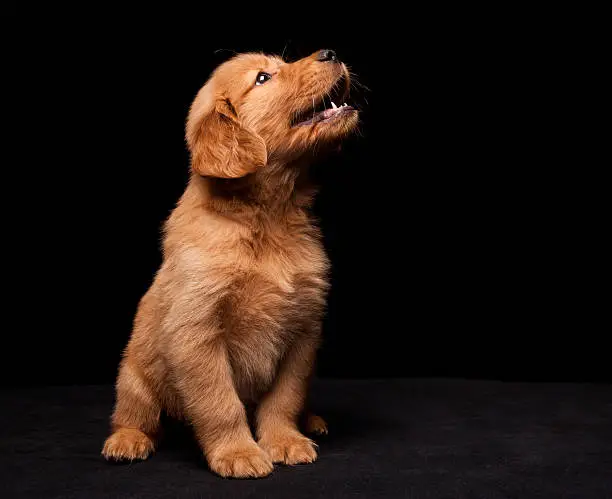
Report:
102,49,359,478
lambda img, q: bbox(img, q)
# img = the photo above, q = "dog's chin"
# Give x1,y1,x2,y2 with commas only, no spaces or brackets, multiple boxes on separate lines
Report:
316,106,358,135
313,109,359,141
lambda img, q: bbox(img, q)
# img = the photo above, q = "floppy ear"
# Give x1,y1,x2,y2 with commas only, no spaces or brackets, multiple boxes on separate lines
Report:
186,96,267,178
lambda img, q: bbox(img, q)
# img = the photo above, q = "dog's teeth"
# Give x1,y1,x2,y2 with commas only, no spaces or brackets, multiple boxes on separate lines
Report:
331,101,337,109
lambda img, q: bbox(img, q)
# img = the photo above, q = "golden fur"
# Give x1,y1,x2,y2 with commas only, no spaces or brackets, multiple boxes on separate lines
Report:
102,50,358,478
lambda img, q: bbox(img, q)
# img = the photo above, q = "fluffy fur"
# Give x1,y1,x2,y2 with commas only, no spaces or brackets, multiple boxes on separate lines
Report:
102,50,359,478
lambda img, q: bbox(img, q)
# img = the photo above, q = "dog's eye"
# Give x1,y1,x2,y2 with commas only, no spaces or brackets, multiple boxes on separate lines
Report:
255,72,271,86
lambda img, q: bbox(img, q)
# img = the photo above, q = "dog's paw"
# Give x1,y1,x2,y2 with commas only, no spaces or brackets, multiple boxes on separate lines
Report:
102,428,155,461
259,431,318,465
305,413,328,435
209,443,274,479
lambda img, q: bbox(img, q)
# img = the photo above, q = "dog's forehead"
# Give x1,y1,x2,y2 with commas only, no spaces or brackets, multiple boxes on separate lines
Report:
208,53,284,98
216,53,283,78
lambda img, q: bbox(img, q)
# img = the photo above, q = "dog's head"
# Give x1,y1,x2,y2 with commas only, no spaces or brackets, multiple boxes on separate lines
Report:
186,50,359,178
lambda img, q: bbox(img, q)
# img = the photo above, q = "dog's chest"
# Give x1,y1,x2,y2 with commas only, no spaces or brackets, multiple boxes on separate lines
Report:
223,236,329,400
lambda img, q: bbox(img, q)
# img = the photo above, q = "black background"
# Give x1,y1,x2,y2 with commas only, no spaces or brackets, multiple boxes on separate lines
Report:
5,11,605,386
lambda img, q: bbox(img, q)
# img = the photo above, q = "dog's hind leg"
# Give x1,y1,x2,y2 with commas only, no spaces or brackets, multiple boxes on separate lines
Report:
304,412,328,435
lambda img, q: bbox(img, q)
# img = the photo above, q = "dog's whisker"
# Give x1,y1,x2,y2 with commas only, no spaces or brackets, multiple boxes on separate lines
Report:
347,72,371,93
349,78,367,92
213,48,238,55
353,81,371,93
281,40,291,60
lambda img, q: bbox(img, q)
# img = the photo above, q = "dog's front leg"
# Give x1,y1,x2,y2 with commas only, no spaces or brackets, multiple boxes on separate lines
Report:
171,334,273,478
256,336,320,465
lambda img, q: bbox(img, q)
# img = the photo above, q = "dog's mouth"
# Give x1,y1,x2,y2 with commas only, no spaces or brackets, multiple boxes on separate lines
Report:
291,101,355,127
290,75,355,127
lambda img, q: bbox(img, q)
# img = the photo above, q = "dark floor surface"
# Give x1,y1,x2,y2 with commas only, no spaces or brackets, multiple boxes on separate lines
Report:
1,378,611,498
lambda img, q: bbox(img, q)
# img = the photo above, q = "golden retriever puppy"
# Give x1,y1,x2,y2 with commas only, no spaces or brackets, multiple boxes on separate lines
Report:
102,49,359,478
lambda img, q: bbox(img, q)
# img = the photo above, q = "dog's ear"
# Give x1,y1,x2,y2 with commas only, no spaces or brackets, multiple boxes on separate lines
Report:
186,93,267,178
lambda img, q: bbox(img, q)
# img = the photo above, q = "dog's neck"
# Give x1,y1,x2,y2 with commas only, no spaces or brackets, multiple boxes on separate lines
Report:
193,158,318,224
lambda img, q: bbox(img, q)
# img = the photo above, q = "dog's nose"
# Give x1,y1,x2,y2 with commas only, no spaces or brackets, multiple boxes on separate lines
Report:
316,49,338,62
